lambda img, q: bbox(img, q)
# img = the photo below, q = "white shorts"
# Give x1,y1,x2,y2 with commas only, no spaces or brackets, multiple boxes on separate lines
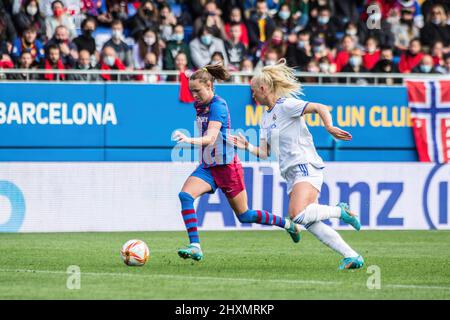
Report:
283,163,324,195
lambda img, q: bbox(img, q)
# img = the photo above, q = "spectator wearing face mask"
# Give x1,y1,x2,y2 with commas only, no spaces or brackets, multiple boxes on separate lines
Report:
158,3,177,42
339,48,372,84
224,7,249,48
343,22,360,46
73,17,97,56
102,19,133,69
40,43,66,81
305,6,338,49
317,55,337,83
399,37,424,73
45,25,78,67
11,25,45,65
225,23,247,71
137,52,160,83
255,48,279,70
341,48,369,75
391,7,421,53
286,30,312,70
420,4,450,48
45,0,77,41
127,0,158,41
164,24,192,70
100,45,127,81
7,51,39,80
274,4,297,35
133,28,161,70
193,1,225,39
13,0,46,41
279,0,309,31
372,46,399,73
362,37,380,71
412,54,439,74
372,47,402,84
259,28,287,65
189,26,229,69
311,37,335,66
67,49,101,81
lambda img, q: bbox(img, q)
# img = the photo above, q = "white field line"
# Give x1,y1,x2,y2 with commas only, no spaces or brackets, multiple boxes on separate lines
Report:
1,268,450,292
0,268,339,286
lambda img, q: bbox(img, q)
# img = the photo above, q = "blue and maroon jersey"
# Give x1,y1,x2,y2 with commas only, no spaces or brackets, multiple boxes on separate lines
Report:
194,95,235,168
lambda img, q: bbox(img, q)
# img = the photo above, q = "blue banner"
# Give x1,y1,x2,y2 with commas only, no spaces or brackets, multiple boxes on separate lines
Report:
0,83,416,161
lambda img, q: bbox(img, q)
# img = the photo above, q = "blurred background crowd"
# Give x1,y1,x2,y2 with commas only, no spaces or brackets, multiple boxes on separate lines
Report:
0,0,449,82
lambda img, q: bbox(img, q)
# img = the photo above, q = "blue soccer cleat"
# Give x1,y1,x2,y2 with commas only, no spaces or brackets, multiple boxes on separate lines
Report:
337,202,361,231
177,245,203,261
286,219,301,243
338,255,365,270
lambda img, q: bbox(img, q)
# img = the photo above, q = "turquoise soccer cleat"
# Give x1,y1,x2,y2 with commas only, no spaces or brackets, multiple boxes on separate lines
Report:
337,202,361,231
286,219,301,243
177,245,204,261
338,255,365,270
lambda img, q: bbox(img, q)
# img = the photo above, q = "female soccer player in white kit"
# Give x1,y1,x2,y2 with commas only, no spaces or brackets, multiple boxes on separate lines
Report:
230,59,364,270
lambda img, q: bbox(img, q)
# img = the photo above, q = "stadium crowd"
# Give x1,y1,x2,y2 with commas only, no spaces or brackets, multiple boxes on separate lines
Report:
0,0,449,83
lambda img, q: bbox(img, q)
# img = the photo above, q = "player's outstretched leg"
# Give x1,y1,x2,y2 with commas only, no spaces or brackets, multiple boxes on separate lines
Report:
292,203,361,231
178,191,203,261
237,210,301,243
305,221,364,270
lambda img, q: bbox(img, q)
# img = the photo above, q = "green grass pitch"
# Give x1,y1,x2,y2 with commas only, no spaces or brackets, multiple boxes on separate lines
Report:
0,230,449,299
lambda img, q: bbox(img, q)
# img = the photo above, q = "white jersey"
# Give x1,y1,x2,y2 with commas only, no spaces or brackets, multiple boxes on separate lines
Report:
261,97,325,179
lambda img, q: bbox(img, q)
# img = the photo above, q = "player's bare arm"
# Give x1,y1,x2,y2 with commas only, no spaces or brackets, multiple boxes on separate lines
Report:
228,133,270,159
303,102,352,141
173,121,222,146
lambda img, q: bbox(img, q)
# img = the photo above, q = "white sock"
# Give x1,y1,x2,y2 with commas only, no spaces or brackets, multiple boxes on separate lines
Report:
190,243,201,249
292,203,341,225
306,221,358,258
284,218,293,230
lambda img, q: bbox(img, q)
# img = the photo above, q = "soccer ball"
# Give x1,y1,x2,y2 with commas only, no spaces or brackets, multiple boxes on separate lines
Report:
120,239,150,266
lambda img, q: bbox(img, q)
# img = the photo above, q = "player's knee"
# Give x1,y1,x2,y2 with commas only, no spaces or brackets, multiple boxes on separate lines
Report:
237,210,257,223
289,203,310,219
178,191,194,204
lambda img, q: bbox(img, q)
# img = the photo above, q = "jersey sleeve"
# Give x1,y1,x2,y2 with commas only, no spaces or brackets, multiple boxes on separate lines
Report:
282,98,309,118
209,99,228,125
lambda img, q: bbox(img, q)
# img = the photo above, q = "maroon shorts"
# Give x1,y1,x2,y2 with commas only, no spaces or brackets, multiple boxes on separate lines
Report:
209,157,245,199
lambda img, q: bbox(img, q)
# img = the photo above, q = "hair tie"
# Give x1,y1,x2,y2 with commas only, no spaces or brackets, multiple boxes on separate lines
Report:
202,67,208,72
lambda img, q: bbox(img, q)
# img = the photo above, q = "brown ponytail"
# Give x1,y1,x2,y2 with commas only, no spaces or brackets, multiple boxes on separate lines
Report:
190,63,231,84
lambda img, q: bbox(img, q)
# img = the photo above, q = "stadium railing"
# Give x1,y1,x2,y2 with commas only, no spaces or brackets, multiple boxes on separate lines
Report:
0,69,448,85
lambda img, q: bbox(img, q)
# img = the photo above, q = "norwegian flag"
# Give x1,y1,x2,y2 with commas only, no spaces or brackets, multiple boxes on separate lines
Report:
406,80,450,163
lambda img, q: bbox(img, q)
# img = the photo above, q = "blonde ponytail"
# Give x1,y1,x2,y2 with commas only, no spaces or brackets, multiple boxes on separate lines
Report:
253,58,303,98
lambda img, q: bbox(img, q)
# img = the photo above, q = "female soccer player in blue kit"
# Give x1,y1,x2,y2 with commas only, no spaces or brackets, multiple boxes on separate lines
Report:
229,59,365,270
172,63,300,261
